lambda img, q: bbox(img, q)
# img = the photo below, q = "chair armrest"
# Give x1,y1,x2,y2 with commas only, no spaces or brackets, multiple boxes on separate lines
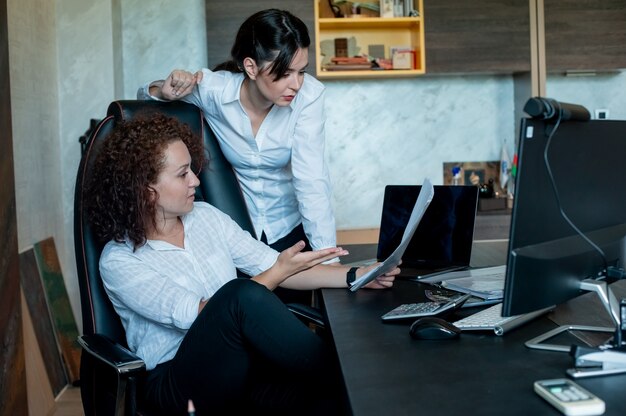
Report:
78,334,146,376
286,303,326,328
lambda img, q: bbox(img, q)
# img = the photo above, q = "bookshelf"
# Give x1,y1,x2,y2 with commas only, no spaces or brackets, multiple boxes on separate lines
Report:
314,0,425,79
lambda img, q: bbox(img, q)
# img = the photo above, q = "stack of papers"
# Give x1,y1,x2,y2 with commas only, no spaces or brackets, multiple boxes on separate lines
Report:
438,265,506,300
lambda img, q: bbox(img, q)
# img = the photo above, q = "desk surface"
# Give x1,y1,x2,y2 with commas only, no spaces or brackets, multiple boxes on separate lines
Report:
323,241,626,416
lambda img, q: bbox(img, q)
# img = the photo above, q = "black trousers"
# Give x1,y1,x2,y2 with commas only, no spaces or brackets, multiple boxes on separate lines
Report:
143,279,343,415
262,223,315,306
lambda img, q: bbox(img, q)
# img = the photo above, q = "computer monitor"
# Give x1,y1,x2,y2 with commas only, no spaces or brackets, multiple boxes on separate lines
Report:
502,100,626,352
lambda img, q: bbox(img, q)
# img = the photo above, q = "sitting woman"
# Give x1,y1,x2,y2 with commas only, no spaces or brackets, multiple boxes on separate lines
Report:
85,112,397,415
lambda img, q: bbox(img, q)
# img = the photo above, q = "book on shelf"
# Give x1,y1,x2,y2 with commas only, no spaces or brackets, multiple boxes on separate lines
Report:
323,63,374,71
404,0,415,16
330,56,370,64
380,0,394,18
324,56,373,71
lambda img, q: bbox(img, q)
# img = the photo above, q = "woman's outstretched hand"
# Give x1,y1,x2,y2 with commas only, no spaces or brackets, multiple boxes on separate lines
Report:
277,241,348,277
253,241,348,290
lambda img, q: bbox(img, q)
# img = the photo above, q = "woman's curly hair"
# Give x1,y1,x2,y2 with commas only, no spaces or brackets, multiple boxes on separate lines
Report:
86,112,206,249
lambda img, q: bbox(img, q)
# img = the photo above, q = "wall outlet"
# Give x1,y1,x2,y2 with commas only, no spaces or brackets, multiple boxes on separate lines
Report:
595,109,610,120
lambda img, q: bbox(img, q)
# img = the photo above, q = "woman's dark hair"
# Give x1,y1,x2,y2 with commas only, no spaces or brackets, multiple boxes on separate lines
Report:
86,113,205,249
213,9,310,81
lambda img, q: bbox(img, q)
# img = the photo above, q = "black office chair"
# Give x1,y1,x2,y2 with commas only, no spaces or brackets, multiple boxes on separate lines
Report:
74,100,325,416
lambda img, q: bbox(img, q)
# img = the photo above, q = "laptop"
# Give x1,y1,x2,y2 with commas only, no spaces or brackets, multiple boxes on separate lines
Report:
350,178,434,291
353,185,479,280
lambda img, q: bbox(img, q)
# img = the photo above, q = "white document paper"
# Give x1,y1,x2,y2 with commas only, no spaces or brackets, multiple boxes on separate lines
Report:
440,265,507,300
419,264,507,283
349,178,434,291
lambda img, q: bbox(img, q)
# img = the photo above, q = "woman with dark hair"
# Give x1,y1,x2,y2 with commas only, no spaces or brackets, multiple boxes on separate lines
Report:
87,113,396,415
138,9,336,277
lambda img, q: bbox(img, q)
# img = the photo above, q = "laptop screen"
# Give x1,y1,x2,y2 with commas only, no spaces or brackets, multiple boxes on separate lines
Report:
377,185,479,268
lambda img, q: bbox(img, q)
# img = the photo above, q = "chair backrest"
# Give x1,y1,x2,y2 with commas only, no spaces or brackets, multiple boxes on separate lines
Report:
74,100,255,344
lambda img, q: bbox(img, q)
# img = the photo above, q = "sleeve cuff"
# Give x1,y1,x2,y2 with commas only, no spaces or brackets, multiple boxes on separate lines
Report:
137,82,167,101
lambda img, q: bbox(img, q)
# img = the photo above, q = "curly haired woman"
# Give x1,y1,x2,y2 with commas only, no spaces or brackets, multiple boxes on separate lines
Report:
86,113,396,415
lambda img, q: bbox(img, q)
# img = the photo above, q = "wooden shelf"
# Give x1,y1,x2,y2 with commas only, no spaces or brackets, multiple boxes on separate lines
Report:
318,16,421,30
314,0,426,80
318,68,424,79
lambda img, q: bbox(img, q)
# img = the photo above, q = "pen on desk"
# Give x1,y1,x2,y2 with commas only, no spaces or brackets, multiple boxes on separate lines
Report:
188,399,196,416
450,293,471,307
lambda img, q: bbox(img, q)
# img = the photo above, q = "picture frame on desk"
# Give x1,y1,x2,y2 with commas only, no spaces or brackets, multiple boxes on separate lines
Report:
443,161,504,196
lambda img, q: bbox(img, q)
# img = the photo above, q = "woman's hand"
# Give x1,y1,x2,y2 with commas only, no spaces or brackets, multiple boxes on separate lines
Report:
159,69,203,100
361,262,399,289
276,241,348,277
253,241,348,290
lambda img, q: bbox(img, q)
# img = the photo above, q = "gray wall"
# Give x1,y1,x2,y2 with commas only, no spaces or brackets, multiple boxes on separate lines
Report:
8,0,206,328
8,0,626,327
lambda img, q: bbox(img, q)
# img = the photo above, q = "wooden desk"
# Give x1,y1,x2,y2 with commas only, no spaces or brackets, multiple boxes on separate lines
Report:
324,241,626,415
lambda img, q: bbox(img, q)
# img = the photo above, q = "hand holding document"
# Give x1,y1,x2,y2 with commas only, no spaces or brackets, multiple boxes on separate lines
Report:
350,178,434,291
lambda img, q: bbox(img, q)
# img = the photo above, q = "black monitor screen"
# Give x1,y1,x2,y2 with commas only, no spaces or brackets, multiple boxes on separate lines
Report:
502,117,626,317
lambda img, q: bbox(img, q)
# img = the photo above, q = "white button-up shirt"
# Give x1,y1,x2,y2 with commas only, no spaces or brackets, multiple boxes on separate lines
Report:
99,202,279,370
138,70,337,252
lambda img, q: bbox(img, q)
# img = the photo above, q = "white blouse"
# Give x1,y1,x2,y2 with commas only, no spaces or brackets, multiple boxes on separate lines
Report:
99,202,279,370
138,69,337,252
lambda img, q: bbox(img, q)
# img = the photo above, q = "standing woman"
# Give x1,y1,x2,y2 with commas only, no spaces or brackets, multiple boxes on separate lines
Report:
138,9,336,270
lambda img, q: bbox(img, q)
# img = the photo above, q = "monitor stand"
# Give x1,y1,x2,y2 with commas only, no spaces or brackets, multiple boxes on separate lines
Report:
525,279,620,353
524,279,626,378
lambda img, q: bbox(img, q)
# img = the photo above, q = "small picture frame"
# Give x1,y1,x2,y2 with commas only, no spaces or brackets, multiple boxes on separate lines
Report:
443,161,503,195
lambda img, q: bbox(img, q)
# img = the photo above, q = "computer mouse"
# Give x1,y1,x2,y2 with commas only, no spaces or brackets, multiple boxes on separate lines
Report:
409,317,461,340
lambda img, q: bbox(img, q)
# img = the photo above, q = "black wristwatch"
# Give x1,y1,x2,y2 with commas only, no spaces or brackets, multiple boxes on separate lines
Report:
346,267,359,288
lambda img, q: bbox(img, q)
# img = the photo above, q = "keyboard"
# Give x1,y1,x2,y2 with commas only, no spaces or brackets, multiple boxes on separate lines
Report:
452,303,553,336
381,294,471,321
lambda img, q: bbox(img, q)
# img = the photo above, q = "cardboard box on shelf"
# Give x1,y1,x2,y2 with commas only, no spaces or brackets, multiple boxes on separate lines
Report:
391,47,414,69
